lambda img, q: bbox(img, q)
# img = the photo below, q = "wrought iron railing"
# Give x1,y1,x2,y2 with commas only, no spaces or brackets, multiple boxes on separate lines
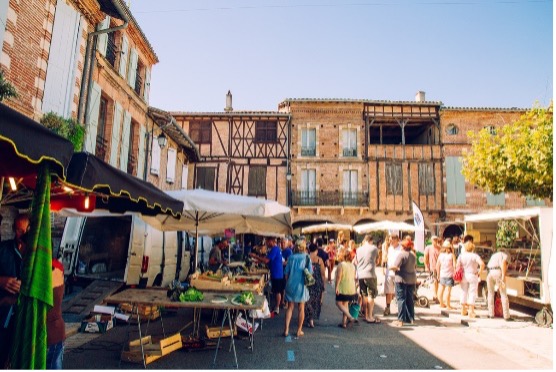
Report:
134,73,143,96
292,191,368,207
301,146,316,156
342,148,357,157
105,34,117,67
95,136,108,162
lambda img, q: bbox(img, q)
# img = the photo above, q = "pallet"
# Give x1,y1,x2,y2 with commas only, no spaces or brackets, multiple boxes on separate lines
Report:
121,333,182,365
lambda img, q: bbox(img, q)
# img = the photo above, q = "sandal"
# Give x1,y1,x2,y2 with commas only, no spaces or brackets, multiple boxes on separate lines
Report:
337,323,347,329
366,318,381,324
392,320,404,327
307,322,315,328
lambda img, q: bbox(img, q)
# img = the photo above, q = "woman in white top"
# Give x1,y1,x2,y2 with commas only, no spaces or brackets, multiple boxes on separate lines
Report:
456,242,484,318
436,241,457,310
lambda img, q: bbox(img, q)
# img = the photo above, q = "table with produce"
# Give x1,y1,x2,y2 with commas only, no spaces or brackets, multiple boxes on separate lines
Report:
189,270,267,294
106,287,264,369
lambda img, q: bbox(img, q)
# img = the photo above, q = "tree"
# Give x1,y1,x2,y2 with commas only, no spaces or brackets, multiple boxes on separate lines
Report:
0,68,17,101
462,103,553,201
40,112,84,151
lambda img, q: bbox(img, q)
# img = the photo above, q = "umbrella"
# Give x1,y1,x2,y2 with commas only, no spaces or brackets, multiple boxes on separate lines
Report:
61,152,183,217
353,220,418,234
10,164,52,369
142,189,292,270
301,222,353,234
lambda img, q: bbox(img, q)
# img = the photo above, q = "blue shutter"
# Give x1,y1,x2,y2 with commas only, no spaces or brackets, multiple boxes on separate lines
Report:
0,0,9,49
110,102,123,167
83,82,101,153
446,156,466,205
136,124,146,179
526,196,545,206
118,35,129,78
119,111,131,171
127,47,138,88
486,192,505,206
97,16,110,56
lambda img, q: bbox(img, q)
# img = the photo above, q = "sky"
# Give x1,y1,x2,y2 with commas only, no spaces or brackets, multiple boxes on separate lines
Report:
129,0,553,112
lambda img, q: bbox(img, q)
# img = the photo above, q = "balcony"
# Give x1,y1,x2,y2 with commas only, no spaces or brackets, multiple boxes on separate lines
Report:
95,136,108,162
292,191,368,207
301,146,316,157
342,148,357,157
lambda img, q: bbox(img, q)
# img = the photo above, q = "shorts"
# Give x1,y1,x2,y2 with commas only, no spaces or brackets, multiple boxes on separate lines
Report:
336,293,357,302
271,278,286,294
440,277,454,287
384,275,396,294
359,278,378,298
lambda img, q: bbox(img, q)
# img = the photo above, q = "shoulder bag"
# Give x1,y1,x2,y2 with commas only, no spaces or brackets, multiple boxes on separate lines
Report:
304,255,316,287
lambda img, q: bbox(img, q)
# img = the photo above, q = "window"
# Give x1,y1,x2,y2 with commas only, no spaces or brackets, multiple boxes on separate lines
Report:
181,164,189,190
255,121,277,143
343,170,358,205
127,121,136,175
418,163,435,195
248,167,267,197
301,169,316,203
106,32,117,67
301,128,316,156
342,128,357,157
189,121,211,144
446,124,459,135
95,96,109,161
166,148,177,183
386,163,403,195
446,157,466,205
134,60,144,96
484,125,497,135
196,167,216,191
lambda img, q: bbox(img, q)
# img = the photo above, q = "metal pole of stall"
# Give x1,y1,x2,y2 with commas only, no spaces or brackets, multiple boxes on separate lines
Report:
195,211,199,272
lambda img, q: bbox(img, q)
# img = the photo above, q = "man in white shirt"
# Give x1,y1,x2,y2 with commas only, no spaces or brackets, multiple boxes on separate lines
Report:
354,235,380,323
383,235,402,316
486,249,511,321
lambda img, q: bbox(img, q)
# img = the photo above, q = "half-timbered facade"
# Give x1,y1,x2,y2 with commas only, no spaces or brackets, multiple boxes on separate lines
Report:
172,106,290,204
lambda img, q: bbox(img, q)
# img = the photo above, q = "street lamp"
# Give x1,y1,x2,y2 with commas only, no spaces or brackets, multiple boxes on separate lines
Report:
157,132,167,149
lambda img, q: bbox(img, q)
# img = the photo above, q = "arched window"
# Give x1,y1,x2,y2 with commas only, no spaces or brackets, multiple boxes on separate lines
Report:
445,124,459,135
483,125,496,135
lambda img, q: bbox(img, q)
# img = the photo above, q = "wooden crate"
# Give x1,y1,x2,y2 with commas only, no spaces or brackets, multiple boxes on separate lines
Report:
205,324,237,339
121,333,182,365
190,278,231,291
119,303,160,316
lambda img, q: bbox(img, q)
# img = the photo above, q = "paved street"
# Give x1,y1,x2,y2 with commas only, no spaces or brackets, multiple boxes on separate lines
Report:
63,272,553,369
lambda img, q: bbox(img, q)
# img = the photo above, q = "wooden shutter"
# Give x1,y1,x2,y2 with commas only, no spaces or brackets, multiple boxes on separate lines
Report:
118,35,129,78
136,124,146,179
248,167,267,196
143,67,151,102
83,82,101,153
486,192,505,206
386,163,403,195
110,102,123,167
0,1,8,48
127,47,138,88
119,111,131,171
42,0,81,117
150,134,161,175
181,164,189,190
97,16,110,56
166,148,177,183
418,163,435,195
446,156,466,205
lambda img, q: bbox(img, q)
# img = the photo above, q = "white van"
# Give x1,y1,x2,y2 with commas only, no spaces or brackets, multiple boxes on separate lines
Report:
59,214,191,288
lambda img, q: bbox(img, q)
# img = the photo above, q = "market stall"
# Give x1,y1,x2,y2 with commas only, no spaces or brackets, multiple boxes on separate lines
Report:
105,288,265,369
464,207,553,325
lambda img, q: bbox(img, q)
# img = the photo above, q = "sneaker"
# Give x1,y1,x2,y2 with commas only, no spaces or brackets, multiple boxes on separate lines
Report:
274,307,280,315
383,307,390,316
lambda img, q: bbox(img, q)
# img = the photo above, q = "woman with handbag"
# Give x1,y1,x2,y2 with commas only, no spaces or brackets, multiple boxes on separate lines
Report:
335,250,359,328
456,242,484,318
283,240,312,338
436,241,457,310
305,243,326,328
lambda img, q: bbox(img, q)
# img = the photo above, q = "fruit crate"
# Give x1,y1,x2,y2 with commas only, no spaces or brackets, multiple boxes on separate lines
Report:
121,333,182,365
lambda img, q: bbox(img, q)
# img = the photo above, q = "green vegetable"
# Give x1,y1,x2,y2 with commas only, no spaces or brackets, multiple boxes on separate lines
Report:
236,291,255,305
179,287,204,302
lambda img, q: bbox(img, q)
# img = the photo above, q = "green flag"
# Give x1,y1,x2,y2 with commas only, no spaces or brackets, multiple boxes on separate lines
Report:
10,163,53,369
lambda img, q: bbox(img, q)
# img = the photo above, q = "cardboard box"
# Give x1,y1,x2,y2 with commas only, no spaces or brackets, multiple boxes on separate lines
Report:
235,313,259,334
80,314,114,333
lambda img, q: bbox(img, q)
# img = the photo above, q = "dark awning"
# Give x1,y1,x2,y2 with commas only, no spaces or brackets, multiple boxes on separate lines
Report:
0,102,74,180
64,152,183,217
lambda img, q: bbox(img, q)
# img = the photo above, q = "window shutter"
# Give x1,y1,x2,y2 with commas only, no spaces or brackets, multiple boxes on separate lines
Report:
446,157,466,205
526,196,545,206
42,0,81,117
166,148,177,183
309,129,316,149
341,129,347,153
343,171,350,192
143,67,151,102
0,1,8,48
181,164,189,190
301,129,307,148
118,35,129,78
110,102,123,167
150,134,161,175
97,16,110,56
248,167,266,196
83,82,102,153
136,124,146,179
119,111,131,172
127,47,138,88
486,192,505,206
418,163,435,195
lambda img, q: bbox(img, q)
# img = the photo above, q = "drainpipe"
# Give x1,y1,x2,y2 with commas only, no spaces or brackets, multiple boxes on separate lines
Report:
78,1,130,141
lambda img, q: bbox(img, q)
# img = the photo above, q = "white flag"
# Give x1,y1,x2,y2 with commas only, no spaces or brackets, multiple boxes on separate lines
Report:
412,201,425,254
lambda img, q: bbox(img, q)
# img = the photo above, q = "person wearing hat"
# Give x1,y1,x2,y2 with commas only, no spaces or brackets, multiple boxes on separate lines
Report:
424,235,441,303
435,240,457,309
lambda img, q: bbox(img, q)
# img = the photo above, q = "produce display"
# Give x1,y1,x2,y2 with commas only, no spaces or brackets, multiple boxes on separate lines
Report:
179,287,204,302
233,291,255,305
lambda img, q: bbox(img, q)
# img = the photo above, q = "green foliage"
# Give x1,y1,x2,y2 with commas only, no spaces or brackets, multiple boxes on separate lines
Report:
0,68,17,102
462,103,553,201
496,220,518,248
40,112,84,151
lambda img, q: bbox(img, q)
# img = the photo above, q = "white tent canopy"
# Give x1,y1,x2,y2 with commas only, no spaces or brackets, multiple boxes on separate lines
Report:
353,220,418,234
141,189,292,270
301,222,352,234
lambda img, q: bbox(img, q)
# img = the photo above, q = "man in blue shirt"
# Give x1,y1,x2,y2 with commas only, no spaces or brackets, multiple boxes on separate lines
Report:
250,236,284,314
280,238,293,308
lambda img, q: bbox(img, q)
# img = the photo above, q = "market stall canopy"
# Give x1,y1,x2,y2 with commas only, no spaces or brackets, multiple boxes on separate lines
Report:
142,188,292,236
353,220,419,234
62,152,183,216
301,222,353,234
0,102,74,179
463,207,551,223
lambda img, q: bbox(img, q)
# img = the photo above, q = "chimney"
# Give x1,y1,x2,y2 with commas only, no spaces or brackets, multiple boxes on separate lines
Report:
224,90,233,112
415,91,426,102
